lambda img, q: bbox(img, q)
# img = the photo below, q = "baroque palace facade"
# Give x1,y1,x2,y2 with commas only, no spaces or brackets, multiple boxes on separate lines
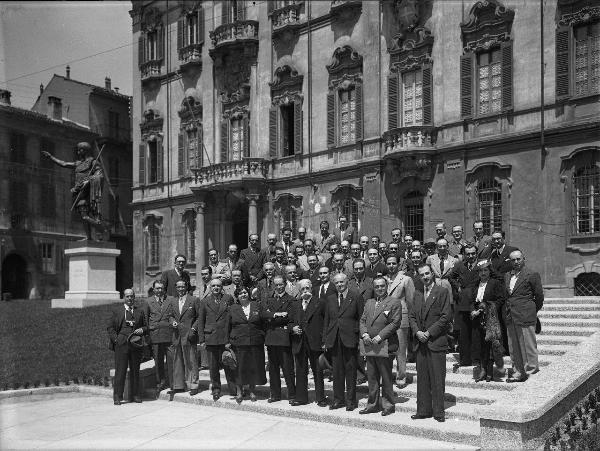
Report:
130,0,599,295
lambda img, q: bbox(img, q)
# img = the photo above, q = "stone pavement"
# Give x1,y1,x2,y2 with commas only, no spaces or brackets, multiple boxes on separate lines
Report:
0,392,476,450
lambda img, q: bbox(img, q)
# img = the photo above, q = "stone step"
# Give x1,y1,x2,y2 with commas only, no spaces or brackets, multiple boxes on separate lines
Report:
158,387,481,446
538,310,600,319
406,370,515,393
543,304,600,311
535,317,600,327
543,297,600,304
535,334,585,345
417,355,559,377
537,326,598,336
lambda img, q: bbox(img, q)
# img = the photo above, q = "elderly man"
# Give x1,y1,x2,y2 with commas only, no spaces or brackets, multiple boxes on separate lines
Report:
470,221,493,259
359,235,370,260
107,288,147,405
293,227,308,249
323,273,364,411
434,222,449,242
264,232,278,256
208,249,230,285
256,262,277,303
223,269,244,297
448,226,467,260
343,243,362,277
222,244,244,285
504,250,544,382
240,234,266,286
340,240,351,260
161,254,191,297
284,264,301,299
167,280,200,398
289,279,328,407
331,253,348,277
359,277,402,416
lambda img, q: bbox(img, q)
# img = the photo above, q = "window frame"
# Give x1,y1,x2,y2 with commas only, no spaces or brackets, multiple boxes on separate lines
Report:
476,178,503,236
572,164,600,236
220,113,249,164
182,210,197,264
339,197,359,232
40,242,56,274
147,223,160,268
402,191,424,243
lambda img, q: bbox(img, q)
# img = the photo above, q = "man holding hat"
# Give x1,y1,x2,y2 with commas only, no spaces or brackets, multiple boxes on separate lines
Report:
107,289,147,405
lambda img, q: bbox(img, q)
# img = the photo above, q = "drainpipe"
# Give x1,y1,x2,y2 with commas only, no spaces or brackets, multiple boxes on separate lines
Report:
307,1,314,229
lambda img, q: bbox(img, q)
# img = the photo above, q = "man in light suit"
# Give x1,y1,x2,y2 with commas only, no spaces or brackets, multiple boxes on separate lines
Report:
195,266,213,301
143,280,172,394
409,264,452,423
504,250,544,382
161,254,191,297
167,280,200,398
426,238,458,282
333,215,356,245
256,262,277,304
359,277,402,416
470,221,493,259
208,249,231,285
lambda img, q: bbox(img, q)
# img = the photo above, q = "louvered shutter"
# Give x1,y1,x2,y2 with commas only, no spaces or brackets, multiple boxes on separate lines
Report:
269,106,279,158
157,143,164,182
556,26,571,100
177,18,185,50
294,101,303,154
501,42,513,111
178,132,185,177
268,0,275,14
197,8,205,44
138,36,146,66
220,120,229,163
388,73,399,130
327,92,336,148
422,64,433,125
197,127,203,167
243,116,250,157
157,27,164,60
138,143,146,185
355,83,363,141
222,0,230,25
460,53,474,118
237,0,246,20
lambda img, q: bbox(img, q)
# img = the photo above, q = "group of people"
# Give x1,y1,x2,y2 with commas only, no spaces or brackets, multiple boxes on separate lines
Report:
107,216,544,422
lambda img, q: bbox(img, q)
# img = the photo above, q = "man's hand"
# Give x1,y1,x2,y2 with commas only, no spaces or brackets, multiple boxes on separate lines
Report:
362,334,372,346
416,331,428,343
133,328,144,335
199,342,206,350
250,275,258,282
224,343,232,350
292,326,302,335
273,312,288,318
372,335,382,345
470,310,480,319
41,151,51,159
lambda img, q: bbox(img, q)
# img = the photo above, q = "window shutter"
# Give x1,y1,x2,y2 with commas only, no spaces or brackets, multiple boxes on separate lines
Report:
138,143,146,185
269,105,278,158
222,0,230,25
138,36,146,66
157,143,164,182
460,53,474,118
237,0,246,21
388,73,399,130
501,41,513,111
197,8,205,44
178,132,185,177
177,18,185,50
556,26,571,100
197,127,203,167
327,92,336,148
157,27,164,60
355,83,363,141
422,64,433,125
268,0,275,14
220,120,229,163
243,116,250,157
294,101,303,154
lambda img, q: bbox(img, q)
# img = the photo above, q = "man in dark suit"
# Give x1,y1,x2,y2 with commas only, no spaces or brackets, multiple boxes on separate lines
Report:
197,278,236,400
470,221,493,259
365,247,388,279
322,273,364,411
262,275,296,403
333,215,356,244
222,244,245,285
289,279,328,407
161,254,191,297
490,231,519,280
143,280,172,394
348,259,374,303
449,244,480,366
256,262,277,304
195,266,213,301
406,250,425,293
409,264,452,422
359,277,402,416
314,266,336,303
504,250,544,382
318,220,338,257
240,234,266,286
302,254,321,285
167,280,200,398
107,288,147,405
276,227,295,256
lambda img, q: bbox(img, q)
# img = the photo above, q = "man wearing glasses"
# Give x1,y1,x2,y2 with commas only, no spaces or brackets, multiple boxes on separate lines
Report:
161,254,191,297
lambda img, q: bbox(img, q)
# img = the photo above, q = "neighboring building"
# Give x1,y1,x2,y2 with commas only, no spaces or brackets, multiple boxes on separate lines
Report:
130,0,600,296
0,69,133,300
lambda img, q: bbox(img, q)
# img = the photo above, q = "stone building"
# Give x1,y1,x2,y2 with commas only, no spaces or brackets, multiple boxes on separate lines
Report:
130,0,599,296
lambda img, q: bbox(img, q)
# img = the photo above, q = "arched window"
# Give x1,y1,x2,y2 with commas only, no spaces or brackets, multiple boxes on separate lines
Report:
476,178,503,236
575,272,600,296
403,191,424,242
274,194,302,237
573,165,600,235
340,197,359,231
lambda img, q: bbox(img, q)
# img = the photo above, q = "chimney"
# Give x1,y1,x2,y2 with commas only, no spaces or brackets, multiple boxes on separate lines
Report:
0,89,11,106
66,65,70,79
48,96,62,120
105,77,111,90
39,84,44,95
114,87,119,93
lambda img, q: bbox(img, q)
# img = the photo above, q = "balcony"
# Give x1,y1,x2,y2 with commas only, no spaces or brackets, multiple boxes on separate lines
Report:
383,126,437,157
140,59,163,86
178,43,203,72
190,157,269,190
271,2,304,38
330,0,361,19
209,20,259,59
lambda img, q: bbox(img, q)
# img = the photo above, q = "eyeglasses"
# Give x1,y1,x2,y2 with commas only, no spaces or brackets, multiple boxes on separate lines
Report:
176,260,186,264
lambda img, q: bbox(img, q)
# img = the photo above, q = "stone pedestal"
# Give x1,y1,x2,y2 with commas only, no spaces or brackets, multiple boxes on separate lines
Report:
52,242,121,308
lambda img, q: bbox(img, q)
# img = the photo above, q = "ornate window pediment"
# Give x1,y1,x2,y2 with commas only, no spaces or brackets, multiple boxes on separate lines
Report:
460,0,515,53
389,27,434,73
140,106,164,138
178,89,203,126
327,45,363,89
270,65,304,105
557,0,600,27
178,0,202,16
141,6,163,32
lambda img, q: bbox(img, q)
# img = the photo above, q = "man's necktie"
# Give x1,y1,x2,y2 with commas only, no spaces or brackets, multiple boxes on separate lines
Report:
375,298,381,309
320,285,325,298
302,299,308,311
338,293,343,307
440,258,445,274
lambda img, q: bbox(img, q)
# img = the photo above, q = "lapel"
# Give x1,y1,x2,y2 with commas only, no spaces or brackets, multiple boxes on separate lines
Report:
304,296,318,322
423,285,438,319
179,294,191,319
116,306,125,331
388,272,403,295
216,296,228,318
337,291,353,316
370,297,387,326
510,268,528,294
207,294,219,315
482,279,495,299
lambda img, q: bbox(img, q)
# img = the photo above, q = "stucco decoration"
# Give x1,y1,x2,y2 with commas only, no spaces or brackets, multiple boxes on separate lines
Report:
460,0,515,53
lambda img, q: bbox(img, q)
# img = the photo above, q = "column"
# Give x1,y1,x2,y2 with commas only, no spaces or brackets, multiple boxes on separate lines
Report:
247,194,259,236
195,201,206,268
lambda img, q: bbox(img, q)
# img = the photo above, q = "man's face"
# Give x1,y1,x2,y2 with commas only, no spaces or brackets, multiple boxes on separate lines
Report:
287,252,297,264
267,234,276,246
404,235,413,246
339,217,347,228
371,236,380,247
295,246,304,257
285,266,297,282
200,270,211,283
391,229,401,242
425,245,436,256
333,254,345,269
208,250,218,264
464,247,477,264
176,281,188,297
340,241,350,255
378,243,388,257
367,249,379,263
386,258,398,274
418,265,434,286
320,223,329,235
350,244,360,258
389,243,399,255
175,257,186,271
264,266,275,278
153,283,165,298
510,252,525,272
304,240,314,253
307,255,318,269
124,289,135,307
300,284,312,300
437,240,448,256
452,227,463,241
228,245,238,259
334,276,348,293
231,271,242,285
473,222,484,238
282,230,292,242
353,262,365,279
410,252,422,267
359,236,369,250
492,233,504,249
318,267,330,283
210,280,223,295
373,279,387,298
329,244,339,255
298,228,306,240
435,225,446,238
249,235,259,248
412,241,421,251
275,250,285,263
274,278,285,294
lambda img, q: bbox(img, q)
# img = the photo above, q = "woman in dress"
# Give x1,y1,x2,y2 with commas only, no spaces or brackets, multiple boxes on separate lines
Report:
228,286,267,403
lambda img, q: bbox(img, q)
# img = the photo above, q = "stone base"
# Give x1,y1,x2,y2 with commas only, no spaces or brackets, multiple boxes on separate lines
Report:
109,360,157,400
543,284,573,297
51,297,121,308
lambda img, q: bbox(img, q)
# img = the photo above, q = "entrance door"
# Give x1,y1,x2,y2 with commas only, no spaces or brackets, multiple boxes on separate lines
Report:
2,253,28,299
232,201,249,251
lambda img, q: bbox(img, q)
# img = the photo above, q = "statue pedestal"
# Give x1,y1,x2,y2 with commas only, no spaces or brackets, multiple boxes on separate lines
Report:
51,242,121,308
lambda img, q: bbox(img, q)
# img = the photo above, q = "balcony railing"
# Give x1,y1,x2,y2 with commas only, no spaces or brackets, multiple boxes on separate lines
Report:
179,43,203,67
191,157,269,188
140,59,162,81
210,20,259,49
383,126,437,154
272,2,303,34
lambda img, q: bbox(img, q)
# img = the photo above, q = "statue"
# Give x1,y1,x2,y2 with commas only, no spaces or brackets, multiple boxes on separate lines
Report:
42,141,107,240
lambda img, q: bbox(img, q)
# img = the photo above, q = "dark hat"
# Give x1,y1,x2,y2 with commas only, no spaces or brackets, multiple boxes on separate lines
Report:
222,349,237,370
318,352,332,371
128,333,144,348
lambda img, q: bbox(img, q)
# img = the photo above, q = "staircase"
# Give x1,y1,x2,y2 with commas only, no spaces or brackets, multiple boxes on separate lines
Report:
160,297,600,448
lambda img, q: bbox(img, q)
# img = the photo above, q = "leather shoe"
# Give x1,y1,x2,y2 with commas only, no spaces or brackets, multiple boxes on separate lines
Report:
411,414,432,420
291,400,308,406
267,397,281,403
212,392,221,401
434,416,445,422
133,397,142,403
329,402,345,410
359,407,379,415
507,376,527,383
381,408,395,416
189,389,198,396
346,405,356,412
113,399,121,406
317,400,329,408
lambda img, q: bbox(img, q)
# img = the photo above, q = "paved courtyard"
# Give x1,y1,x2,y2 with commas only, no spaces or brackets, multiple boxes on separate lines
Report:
0,392,476,450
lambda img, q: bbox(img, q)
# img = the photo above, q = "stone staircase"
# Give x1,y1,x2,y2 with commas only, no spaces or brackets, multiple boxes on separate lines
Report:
159,297,599,448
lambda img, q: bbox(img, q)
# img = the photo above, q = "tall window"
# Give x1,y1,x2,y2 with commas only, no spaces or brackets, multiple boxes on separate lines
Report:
39,139,56,218
280,206,299,234
10,132,26,163
178,128,201,177
403,191,423,242
575,22,600,96
147,223,160,267
40,242,55,274
573,165,600,235
108,111,119,139
177,8,204,53
477,178,502,235
231,118,244,161
339,88,357,145
477,48,502,115
402,70,423,126
340,198,359,231
281,105,295,156
183,211,196,263
220,115,249,163
148,141,158,183
269,66,303,158
223,0,245,24
147,31,159,60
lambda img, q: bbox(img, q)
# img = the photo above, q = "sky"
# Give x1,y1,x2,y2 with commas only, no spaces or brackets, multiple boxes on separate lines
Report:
0,1,133,109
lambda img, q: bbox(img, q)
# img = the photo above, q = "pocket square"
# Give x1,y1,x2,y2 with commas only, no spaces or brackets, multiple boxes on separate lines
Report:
383,310,390,316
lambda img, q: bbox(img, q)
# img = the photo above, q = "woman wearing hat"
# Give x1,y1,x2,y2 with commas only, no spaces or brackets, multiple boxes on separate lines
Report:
470,260,506,382
227,286,267,403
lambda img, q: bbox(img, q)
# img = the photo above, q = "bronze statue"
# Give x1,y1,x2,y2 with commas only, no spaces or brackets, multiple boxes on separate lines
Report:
42,141,107,240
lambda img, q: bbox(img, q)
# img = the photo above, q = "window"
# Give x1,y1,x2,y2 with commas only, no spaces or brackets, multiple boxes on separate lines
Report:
221,116,249,163
477,48,502,115
108,111,119,139
340,198,359,231
177,9,204,51
149,141,158,183
339,88,356,145
231,119,244,161
147,223,160,267
147,31,158,60
572,165,600,235
178,128,202,177
574,272,600,296
280,206,299,234
402,70,423,126
9,132,26,163
477,178,502,235
269,65,304,158
575,22,600,96
222,0,245,24
40,242,55,274
39,139,56,218
183,211,196,263
403,191,423,242
141,140,163,185
138,27,164,67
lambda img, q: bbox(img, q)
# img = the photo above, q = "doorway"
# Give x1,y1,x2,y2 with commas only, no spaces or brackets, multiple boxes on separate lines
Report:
2,253,29,299
231,201,249,251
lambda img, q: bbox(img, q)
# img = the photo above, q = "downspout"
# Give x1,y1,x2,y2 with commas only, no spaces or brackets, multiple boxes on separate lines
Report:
307,1,313,228
540,0,545,160
378,0,383,237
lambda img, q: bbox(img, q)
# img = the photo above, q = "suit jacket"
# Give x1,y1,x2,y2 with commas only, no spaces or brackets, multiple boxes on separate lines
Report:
348,276,375,303
256,278,276,304
197,293,234,345
302,267,321,285
359,295,402,354
322,288,364,349
209,261,231,285
220,258,246,284
144,296,172,344
333,225,356,244
470,234,493,259
289,295,326,354
426,254,458,280
276,240,295,255
450,261,480,311
262,292,295,347
318,233,338,255
448,239,467,259
227,301,265,346
240,247,266,279
365,261,388,279
470,278,506,312
503,267,544,327
167,294,200,345
386,272,416,328
107,304,148,348
195,281,212,301
491,245,519,280
161,269,191,297
313,281,336,304
409,284,452,352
